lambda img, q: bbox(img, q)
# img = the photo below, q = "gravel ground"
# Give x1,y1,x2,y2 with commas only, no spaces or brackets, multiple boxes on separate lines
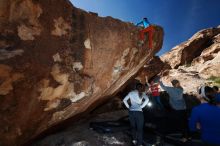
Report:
31,110,174,146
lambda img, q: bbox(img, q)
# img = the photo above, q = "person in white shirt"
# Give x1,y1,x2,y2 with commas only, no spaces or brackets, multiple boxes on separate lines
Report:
123,83,149,146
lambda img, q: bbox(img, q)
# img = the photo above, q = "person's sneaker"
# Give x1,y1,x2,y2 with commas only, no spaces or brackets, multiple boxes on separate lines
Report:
180,137,188,142
132,140,137,145
156,136,161,144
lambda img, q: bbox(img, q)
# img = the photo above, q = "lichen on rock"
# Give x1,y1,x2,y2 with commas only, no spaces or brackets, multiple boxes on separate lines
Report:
84,38,92,49
0,64,24,95
51,17,71,36
38,64,74,101
17,24,41,40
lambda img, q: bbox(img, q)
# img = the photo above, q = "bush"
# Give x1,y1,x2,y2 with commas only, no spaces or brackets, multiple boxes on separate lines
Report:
208,76,220,85
184,61,192,67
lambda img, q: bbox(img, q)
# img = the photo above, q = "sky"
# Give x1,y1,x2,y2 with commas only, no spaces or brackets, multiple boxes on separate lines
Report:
70,0,220,55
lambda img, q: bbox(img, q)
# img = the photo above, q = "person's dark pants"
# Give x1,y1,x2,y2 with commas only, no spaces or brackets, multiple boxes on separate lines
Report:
139,25,154,49
154,96,163,109
129,111,144,145
168,109,189,137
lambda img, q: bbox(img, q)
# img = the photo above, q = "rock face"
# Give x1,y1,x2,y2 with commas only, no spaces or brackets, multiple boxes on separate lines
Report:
0,0,163,145
161,27,220,69
160,26,220,93
134,26,220,94
135,56,171,83
191,33,220,79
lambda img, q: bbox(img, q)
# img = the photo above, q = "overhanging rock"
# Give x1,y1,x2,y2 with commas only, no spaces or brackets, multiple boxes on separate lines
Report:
0,0,163,145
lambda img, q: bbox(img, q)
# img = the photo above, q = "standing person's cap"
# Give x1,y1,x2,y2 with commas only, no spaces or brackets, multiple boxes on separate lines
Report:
136,83,143,89
198,86,215,102
199,86,210,101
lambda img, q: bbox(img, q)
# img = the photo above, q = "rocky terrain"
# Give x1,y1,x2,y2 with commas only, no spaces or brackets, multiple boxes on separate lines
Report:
138,26,220,94
32,110,132,146
0,0,163,145
161,26,220,94
31,109,177,146
136,56,171,84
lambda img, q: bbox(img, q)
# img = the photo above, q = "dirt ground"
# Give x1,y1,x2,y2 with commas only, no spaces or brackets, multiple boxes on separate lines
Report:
31,110,174,146
31,111,133,146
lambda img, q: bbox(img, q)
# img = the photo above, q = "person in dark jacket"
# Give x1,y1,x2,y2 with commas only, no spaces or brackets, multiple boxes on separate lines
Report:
189,86,220,146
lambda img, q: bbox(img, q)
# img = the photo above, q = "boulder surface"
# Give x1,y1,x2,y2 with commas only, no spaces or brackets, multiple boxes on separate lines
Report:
0,0,164,145
161,27,220,69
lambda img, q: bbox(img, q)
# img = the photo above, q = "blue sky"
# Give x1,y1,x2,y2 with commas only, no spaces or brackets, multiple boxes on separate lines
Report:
70,0,220,55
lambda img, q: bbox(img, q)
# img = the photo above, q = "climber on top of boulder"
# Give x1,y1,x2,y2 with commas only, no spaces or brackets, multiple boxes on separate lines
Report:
136,17,150,28
136,17,154,49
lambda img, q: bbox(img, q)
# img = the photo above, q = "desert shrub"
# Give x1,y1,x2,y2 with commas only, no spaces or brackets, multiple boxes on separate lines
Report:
208,76,220,86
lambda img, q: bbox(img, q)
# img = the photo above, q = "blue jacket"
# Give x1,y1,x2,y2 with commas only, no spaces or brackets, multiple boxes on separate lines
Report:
136,19,150,28
189,103,220,145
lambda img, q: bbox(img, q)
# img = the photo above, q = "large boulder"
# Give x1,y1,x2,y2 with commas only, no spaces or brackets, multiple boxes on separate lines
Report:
0,0,163,145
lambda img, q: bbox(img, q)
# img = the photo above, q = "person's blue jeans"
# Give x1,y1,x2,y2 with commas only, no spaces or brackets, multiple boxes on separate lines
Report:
129,111,144,145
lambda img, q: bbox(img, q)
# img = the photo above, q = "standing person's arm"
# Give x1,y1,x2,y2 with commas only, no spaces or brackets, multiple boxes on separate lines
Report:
146,82,150,87
156,83,160,92
145,82,151,93
159,80,171,92
141,94,149,108
189,108,200,131
149,84,153,93
123,93,130,109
